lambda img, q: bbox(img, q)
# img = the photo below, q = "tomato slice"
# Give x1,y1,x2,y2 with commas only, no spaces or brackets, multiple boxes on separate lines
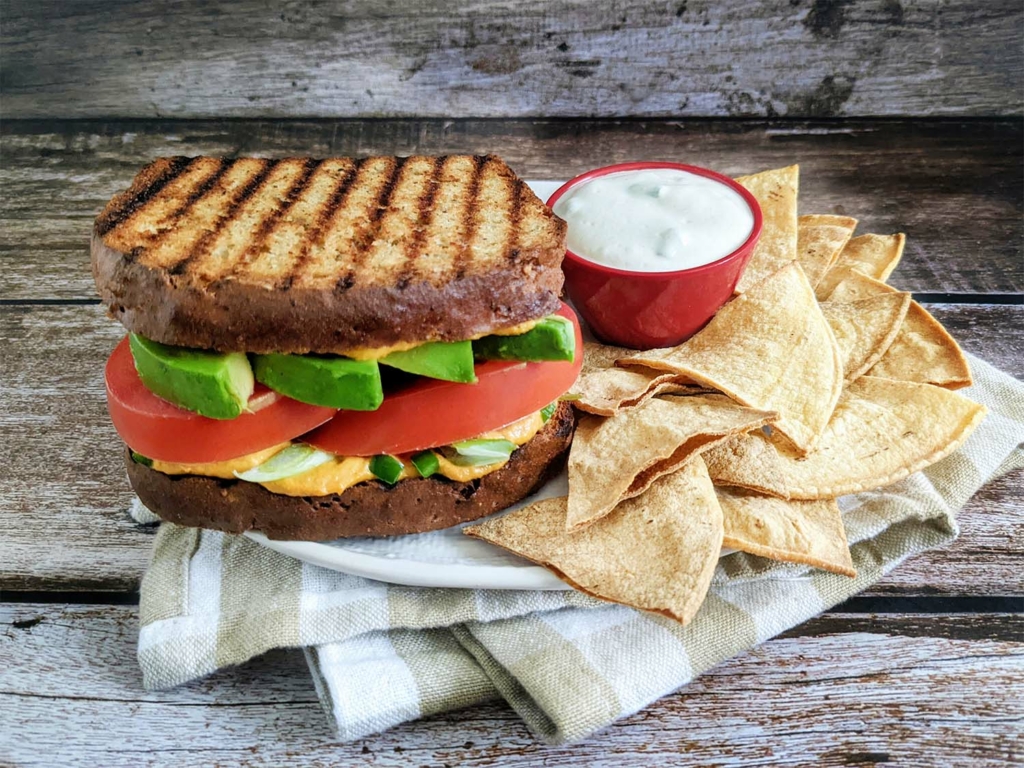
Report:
305,303,584,456
105,337,338,463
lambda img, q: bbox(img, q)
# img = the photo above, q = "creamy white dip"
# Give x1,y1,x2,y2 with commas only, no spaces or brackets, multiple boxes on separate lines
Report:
553,168,755,272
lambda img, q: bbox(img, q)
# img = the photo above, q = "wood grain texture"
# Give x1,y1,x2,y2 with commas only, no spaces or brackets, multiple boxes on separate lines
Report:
0,306,150,592
868,469,1024,599
2,0,1021,119
0,304,1020,595
3,604,1020,766
2,118,1021,298
2,112,1019,766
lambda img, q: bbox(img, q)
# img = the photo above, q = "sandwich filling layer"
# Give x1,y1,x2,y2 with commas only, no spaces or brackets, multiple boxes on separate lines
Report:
140,410,547,497
341,318,541,360
124,404,576,541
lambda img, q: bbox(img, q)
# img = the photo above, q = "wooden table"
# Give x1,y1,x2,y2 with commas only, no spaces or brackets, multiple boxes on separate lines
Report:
2,118,1022,766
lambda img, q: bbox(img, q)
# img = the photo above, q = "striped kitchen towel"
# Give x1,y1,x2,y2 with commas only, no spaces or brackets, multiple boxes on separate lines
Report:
134,354,1024,744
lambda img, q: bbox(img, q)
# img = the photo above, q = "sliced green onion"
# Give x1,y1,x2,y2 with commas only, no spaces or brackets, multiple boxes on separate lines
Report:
369,454,405,485
235,444,333,482
131,451,153,467
445,438,517,467
411,451,440,478
540,402,558,423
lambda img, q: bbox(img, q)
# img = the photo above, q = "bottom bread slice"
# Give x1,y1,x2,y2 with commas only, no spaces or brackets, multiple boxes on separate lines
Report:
127,403,575,541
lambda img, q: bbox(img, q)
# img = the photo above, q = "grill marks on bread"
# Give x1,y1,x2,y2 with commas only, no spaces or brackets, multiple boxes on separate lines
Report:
153,159,273,274
301,156,400,290
450,155,488,280
103,157,225,255
276,158,362,289
95,156,193,237
412,155,484,284
229,158,321,283
95,154,565,293
466,156,516,277
399,156,444,287
339,156,413,288
361,156,439,286
235,159,358,287
186,159,311,283
507,179,526,263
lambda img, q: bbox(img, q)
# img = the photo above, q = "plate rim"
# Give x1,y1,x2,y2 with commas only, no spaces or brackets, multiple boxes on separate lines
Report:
244,530,573,591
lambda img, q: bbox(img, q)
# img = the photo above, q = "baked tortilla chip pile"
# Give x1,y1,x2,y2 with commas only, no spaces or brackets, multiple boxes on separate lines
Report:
467,165,985,626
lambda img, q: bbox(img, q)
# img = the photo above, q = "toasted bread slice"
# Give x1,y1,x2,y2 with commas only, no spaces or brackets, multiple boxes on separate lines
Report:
92,155,566,354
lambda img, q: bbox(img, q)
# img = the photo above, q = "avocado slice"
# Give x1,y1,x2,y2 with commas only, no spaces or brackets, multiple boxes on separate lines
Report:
473,316,576,362
379,341,477,383
128,333,254,420
252,353,383,410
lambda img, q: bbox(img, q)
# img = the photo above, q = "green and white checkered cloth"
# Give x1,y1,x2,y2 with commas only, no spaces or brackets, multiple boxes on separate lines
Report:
134,354,1024,743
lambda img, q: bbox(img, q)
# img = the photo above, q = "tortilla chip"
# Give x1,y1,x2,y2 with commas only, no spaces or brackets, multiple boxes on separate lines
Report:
796,214,858,288
717,487,855,577
567,394,777,531
828,271,972,389
624,262,842,454
821,292,911,382
569,341,698,416
466,459,724,625
869,312,973,389
734,165,799,293
816,233,906,300
827,269,893,303
703,376,987,499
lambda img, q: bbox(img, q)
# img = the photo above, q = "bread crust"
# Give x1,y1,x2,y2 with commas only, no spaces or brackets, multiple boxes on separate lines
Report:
127,403,575,540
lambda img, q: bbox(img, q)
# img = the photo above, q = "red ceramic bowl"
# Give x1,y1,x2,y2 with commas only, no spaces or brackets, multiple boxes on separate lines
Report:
548,162,762,350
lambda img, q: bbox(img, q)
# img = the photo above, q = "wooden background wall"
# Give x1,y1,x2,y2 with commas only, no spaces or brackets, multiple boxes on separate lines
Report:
2,0,1021,119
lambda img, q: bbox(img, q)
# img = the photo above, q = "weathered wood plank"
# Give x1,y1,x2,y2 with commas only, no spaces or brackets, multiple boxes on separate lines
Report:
1,0,1021,119
867,469,1024,599
3,604,1020,766
0,305,148,593
1,119,1021,298
1,303,1020,595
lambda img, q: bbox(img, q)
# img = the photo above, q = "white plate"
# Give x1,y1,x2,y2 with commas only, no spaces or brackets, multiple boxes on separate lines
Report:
245,179,730,590
246,468,737,588
246,471,573,590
